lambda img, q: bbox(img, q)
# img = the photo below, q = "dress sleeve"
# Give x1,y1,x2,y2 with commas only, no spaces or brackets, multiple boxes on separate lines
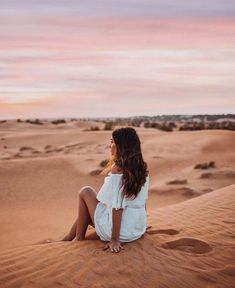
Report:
96,173,127,209
110,175,126,210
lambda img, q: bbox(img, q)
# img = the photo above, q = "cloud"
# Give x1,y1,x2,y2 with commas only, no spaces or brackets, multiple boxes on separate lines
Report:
0,0,235,18
0,3,235,119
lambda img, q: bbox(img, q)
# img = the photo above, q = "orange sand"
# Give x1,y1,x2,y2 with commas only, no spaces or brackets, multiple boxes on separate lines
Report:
0,120,234,287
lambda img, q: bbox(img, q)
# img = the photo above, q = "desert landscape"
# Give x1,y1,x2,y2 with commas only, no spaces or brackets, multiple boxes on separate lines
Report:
1,0,235,286
0,119,234,288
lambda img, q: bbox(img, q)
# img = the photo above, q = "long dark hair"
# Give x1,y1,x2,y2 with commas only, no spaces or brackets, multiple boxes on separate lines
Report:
103,127,149,199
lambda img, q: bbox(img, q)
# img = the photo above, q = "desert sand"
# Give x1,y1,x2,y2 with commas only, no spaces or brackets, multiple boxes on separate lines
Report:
0,120,235,288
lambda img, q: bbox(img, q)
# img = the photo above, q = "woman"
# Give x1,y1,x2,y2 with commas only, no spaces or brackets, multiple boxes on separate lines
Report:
48,127,150,253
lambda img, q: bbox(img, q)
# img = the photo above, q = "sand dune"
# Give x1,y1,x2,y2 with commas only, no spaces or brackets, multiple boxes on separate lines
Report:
0,184,234,288
0,123,234,287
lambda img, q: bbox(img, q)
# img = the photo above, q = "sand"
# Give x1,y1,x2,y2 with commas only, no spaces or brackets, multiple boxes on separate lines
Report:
0,120,234,287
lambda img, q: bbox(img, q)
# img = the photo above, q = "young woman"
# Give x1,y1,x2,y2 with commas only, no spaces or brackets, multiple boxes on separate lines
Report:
47,127,150,253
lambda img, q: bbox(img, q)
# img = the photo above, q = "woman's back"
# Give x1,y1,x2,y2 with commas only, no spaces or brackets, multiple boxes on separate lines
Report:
97,172,149,209
94,172,150,242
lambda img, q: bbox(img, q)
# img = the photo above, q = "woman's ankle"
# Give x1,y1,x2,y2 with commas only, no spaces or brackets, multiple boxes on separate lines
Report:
62,235,74,241
73,235,85,241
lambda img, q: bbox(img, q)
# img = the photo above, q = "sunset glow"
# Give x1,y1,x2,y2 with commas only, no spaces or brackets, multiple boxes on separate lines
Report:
0,1,235,119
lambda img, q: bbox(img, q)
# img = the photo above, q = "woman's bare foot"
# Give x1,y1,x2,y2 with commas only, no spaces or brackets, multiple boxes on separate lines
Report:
72,236,85,241
35,234,72,244
61,235,74,241
33,238,62,244
45,239,61,243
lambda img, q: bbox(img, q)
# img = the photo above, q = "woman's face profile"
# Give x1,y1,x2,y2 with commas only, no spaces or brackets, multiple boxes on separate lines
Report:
110,137,116,156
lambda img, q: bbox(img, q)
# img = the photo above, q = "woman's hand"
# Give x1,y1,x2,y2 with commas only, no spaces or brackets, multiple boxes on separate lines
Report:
103,240,124,253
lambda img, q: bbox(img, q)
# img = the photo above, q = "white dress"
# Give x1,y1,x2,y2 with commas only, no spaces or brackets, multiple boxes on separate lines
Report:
94,172,150,242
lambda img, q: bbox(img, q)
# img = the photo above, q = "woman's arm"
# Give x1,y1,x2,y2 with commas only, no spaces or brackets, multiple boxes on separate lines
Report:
103,208,124,253
104,164,124,252
145,202,152,230
111,208,123,241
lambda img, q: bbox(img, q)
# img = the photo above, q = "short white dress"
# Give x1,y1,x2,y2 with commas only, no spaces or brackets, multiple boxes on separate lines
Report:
94,172,150,242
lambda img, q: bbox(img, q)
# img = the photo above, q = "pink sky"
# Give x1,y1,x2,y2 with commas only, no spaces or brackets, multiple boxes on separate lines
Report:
0,1,235,119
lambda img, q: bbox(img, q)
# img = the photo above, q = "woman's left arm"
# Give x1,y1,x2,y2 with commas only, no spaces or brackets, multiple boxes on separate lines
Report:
145,202,152,230
103,208,124,253
111,208,123,241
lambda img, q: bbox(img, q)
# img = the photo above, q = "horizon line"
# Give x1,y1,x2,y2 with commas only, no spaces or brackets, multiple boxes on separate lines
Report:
1,113,235,121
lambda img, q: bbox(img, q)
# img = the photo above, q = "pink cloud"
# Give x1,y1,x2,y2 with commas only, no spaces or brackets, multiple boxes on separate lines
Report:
0,17,235,118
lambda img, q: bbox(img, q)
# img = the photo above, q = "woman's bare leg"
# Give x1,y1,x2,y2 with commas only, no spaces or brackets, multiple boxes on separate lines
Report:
61,216,80,241
63,198,92,241
63,186,98,241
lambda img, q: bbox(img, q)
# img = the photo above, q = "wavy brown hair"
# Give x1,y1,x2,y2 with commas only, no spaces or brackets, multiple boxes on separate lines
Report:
102,127,149,199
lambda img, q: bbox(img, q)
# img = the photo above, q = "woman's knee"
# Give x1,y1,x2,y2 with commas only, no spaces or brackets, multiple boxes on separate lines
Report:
78,186,93,198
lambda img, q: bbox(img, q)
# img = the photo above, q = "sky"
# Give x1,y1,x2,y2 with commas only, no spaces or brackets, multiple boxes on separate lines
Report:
0,0,235,119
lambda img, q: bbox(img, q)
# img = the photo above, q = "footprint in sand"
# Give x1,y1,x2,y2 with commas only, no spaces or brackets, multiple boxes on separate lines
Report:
146,228,180,235
162,237,212,254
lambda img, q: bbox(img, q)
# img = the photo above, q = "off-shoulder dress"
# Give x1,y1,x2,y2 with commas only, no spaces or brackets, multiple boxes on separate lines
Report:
94,172,150,242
